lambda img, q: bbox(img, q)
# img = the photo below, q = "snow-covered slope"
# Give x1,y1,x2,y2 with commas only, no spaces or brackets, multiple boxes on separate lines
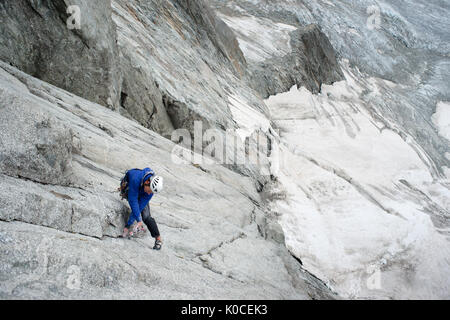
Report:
265,62,450,298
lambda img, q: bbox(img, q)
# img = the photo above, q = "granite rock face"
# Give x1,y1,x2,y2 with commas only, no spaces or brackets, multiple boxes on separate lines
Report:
174,0,247,78
210,2,344,98
110,0,250,136
0,0,122,109
248,24,345,98
0,0,344,174
0,0,352,300
0,62,336,299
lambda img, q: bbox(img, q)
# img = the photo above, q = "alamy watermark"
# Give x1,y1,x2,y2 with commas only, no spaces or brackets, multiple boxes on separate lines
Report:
367,5,381,30
67,5,81,30
366,264,382,290
170,121,281,176
66,265,82,290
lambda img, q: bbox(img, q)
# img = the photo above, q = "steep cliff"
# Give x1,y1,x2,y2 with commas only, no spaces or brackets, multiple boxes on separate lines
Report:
0,0,342,299
0,0,122,110
0,60,337,299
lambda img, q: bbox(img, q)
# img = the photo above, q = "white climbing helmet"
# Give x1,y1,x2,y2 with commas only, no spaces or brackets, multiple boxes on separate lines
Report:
150,175,163,194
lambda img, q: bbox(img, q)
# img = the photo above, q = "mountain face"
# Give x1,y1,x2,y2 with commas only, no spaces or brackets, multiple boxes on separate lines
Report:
210,0,450,298
0,0,449,299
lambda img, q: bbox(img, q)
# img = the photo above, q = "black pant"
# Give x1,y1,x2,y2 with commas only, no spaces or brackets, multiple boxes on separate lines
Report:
141,205,160,238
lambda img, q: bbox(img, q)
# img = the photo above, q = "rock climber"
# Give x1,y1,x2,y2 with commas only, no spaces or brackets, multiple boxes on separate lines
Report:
120,167,164,250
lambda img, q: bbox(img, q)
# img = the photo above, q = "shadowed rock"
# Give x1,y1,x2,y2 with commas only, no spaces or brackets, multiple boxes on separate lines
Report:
0,0,121,109
248,24,345,97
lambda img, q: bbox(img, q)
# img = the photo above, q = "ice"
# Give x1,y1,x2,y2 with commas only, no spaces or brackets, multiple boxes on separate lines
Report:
264,63,450,299
228,94,271,141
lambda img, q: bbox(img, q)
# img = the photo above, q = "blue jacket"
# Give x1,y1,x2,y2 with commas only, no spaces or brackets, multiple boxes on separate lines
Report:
126,168,155,227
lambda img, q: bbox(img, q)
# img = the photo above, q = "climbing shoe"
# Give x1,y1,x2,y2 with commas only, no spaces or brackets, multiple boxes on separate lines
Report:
153,239,162,250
